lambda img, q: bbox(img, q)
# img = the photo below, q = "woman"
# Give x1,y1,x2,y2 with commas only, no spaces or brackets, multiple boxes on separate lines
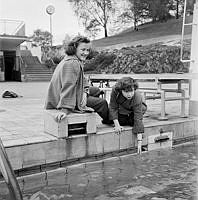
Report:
109,77,147,153
45,36,110,123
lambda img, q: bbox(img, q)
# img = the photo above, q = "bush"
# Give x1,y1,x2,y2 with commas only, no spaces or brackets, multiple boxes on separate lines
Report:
89,44,190,74
84,52,116,73
45,43,190,74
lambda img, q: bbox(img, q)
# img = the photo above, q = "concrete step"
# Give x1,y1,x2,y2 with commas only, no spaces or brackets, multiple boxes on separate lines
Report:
25,72,52,75
25,74,52,81
25,68,52,72
22,56,41,65
25,66,51,69
26,74,52,78
25,69,52,71
26,77,51,82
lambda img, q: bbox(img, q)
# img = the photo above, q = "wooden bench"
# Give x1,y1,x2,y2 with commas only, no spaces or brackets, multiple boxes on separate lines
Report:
44,110,97,138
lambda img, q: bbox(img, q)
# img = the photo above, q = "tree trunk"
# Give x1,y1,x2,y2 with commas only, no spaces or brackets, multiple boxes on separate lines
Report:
104,25,108,37
134,18,138,31
176,0,179,19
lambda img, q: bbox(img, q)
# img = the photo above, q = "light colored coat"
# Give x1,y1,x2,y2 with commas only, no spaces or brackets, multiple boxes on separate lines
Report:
45,55,87,111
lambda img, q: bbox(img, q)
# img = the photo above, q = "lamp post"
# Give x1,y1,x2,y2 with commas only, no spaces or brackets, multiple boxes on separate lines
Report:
46,5,55,47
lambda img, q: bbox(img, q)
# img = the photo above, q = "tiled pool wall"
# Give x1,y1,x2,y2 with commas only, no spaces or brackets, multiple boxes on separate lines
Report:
3,117,198,172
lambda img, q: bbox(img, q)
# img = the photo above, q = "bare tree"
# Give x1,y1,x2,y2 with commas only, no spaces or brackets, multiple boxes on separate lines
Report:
69,0,116,38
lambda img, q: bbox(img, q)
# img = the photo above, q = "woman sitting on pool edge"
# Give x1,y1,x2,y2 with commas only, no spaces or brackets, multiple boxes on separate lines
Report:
108,77,147,154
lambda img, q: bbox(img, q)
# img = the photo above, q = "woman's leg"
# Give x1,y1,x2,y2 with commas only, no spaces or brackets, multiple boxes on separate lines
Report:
89,86,103,98
87,96,112,123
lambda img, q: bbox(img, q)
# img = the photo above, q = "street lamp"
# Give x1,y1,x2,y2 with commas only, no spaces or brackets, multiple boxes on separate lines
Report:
46,5,55,47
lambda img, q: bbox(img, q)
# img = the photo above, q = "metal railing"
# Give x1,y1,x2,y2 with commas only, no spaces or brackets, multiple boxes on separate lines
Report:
180,0,197,63
0,138,23,200
0,19,25,36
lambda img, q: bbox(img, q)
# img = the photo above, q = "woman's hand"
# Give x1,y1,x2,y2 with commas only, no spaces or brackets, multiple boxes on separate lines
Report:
55,112,67,122
55,109,70,122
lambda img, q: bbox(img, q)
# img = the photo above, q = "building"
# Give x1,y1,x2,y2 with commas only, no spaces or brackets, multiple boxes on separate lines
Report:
0,19,28,81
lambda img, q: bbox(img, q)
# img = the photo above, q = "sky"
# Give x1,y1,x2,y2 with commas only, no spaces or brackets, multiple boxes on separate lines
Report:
0,0,85,45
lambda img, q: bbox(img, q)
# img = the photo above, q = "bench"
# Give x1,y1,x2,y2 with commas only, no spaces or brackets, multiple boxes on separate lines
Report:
140,88,189,120
44,110,97,138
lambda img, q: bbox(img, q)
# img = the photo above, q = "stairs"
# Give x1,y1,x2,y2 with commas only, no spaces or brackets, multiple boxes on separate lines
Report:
22,56,53,81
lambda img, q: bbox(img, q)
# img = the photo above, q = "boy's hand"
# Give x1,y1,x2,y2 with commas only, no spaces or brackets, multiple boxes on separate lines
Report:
114,125,124,134
113,119,123,134
137,133,143,154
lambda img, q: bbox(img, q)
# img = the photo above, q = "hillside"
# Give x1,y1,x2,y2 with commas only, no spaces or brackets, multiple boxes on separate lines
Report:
92,16,192,49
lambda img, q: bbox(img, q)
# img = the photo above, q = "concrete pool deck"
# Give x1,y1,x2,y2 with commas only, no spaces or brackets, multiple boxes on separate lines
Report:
0,82,197,172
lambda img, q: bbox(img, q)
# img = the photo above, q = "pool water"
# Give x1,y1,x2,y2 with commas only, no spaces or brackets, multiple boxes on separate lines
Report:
1,142,197,200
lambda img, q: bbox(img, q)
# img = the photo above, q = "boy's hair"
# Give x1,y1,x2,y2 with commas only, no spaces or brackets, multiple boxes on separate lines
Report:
115,77,138,92
65,36,90,56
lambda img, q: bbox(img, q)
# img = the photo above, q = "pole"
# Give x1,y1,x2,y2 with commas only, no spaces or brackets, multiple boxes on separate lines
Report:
50,14,52,47
46,5,55,47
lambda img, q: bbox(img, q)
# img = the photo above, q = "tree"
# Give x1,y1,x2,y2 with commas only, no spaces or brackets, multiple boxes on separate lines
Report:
31,29,52,48
174,0,182,19
118,0,148,30
30,29,52,62
165,0,194,20
69,0,116,38
186,0,196,14
168,0,184,19
145,0,170,22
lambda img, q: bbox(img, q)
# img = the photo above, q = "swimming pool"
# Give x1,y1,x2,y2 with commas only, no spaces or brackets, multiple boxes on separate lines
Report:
1,141,197,200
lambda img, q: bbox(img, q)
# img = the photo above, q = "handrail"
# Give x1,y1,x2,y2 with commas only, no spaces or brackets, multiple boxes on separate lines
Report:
0,138,23,200
180,0,197,63
0,19,25,36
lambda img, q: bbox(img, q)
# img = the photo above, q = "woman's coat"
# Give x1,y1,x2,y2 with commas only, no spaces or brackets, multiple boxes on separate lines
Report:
45,55,86,111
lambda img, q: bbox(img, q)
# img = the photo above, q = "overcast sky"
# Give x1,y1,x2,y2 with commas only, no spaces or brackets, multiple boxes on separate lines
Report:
0,0,85,44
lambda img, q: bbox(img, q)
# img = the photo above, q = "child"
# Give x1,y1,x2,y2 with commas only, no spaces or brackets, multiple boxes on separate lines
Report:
109,77,147,154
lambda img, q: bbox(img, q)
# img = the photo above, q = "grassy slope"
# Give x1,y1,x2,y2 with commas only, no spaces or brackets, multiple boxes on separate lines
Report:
92,16,192,48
